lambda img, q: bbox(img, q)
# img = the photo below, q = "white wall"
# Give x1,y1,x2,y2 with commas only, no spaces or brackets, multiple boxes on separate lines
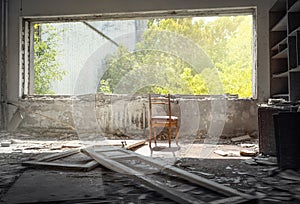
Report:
7,0,276,102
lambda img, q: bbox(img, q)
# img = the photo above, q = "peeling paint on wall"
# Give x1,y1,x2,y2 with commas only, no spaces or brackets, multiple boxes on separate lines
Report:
13,94,258,141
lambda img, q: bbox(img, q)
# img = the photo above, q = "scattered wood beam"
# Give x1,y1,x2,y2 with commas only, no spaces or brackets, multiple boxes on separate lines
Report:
83,147,204,204
126,149,254,199
125,140,147,150
36,149,80,162
23,160,99,172
83,146,257,203
23,149,98,172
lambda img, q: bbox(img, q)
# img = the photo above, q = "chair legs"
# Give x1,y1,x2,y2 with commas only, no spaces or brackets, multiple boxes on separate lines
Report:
149,125,152,148
168,127,172,147
149,126,178,148
175,126,179,145
148,126,157,147
154,127,157,146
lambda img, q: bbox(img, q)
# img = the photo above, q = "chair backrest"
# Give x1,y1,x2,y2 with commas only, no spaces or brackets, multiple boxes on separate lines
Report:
149,94,172,120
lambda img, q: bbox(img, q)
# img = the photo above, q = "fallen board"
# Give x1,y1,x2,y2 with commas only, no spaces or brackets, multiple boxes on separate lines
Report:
125,140,147,150
83,146,257,204
23,149,99,172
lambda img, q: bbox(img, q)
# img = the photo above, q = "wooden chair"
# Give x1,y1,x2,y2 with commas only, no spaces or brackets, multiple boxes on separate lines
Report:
148,94,179,148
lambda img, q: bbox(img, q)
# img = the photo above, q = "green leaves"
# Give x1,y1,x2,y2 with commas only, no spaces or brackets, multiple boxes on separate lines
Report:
33,24,67,95
100,16,253,97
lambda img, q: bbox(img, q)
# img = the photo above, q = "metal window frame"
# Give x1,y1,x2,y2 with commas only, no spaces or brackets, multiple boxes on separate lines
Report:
20,7,257,98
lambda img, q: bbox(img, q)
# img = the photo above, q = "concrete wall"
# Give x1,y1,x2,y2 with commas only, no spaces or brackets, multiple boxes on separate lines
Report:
3,0,276,135
0,0,8,129
16,94,258,141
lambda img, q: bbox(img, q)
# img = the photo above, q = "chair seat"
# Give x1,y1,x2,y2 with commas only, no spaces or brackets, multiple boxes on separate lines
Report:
149,94,179,148
152,116,178,120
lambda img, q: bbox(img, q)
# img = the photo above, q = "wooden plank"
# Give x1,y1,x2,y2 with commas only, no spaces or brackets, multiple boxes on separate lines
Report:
98,147,255,200
82,147,138,175
125,140,146,150
101,151,128,158
152,101,168,104
37,149,80,162
138,175,205,204
23,149,98,171
91,145,128,153
109,155,137,160
22,160,98,172
82,160,99,172
84,147,204,204
135,153,253,199
84,146,256,202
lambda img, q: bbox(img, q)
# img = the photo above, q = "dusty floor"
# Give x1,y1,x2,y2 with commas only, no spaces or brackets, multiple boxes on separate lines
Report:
0,132,300,203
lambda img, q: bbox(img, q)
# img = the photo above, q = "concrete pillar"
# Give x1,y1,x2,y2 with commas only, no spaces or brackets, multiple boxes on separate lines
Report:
0,0,8,129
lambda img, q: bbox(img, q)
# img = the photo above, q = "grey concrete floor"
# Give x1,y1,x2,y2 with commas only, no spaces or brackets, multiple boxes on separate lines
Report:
0,136,299,203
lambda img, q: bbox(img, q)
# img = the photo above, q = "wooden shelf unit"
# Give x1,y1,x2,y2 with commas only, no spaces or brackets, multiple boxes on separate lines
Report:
270,0,300,101
289,0,300,11
273,70,289,78
271,14,288,31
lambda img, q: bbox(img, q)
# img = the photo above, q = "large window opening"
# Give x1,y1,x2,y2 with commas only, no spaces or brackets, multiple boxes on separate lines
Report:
25,12,255,98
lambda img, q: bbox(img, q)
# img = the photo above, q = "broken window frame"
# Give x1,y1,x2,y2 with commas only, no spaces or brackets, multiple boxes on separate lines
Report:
20,8,257,98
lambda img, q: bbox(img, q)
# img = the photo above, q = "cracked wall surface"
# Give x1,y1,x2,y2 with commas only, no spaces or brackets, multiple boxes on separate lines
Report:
12,94,258,141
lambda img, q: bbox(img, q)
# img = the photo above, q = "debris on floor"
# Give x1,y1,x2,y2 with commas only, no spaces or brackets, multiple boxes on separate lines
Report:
231,134,252,142
214,149,229,156
2,146,257,204
213,149,240,157
0,135,299,203
1,141,10,147
254,155,278,166
278,169,300,182
0,138,147,154
240,143,256,148
176,156,300,203
188,170,215,179
23,149,99,172
240,149,258,157
124,140,147,150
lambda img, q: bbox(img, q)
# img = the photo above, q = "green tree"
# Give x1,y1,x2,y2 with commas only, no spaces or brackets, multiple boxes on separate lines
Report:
102,46,207,94
34,24,67,94
217,16,253,98
100,16,253,97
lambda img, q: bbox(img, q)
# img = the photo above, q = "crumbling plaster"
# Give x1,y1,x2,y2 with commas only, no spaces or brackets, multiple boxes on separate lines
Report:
2,0,277,135
16,94,258,141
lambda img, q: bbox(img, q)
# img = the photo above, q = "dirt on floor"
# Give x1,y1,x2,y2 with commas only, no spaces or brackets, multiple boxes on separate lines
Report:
0,132,300,204
175,158,300,203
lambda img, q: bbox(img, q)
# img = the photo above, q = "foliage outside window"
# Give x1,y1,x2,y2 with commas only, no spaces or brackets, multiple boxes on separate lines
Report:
33,24,67,94
102,16,253,97
32,15,253,98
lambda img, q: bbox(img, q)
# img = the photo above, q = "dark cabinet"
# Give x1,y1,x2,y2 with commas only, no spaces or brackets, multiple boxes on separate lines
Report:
273,112,300,170
258,106,284,156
